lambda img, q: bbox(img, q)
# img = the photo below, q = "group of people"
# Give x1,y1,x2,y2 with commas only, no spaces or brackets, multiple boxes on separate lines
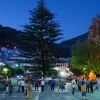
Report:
17,78,33,99
1,76,100,100
0,77,33,99
71,77,100,100
17,78,47,99
0,76,13,95
33,78,65,92
0,77,56,99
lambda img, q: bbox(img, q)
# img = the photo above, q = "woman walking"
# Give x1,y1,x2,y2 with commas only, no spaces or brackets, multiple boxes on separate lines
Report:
27,81,32,99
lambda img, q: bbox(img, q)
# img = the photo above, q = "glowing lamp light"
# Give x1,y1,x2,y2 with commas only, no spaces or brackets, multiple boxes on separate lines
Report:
26,70,30,74
17,76,20,78
89,72,96,80
15,64,19,67
3,68,8,72
3,68,8,73
83,67,86,70
54,67,60,71
59,71,67,78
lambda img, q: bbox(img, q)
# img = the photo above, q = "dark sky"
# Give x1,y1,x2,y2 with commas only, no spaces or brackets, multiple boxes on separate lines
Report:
0,0,100,42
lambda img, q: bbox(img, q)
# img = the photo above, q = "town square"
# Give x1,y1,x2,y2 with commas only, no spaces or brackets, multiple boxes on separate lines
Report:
0,0,100,100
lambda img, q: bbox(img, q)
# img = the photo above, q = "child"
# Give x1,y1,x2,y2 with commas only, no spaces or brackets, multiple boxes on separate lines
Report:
81,82,87,100
61,82,65,91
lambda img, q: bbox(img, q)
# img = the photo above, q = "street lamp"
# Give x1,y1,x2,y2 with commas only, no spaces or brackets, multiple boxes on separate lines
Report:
59,71,69,78
15,64,19,67
3,68,8,76
83,67,86,71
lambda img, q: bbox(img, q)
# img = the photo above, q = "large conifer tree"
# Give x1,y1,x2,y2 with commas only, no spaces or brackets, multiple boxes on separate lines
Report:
20,0,62,76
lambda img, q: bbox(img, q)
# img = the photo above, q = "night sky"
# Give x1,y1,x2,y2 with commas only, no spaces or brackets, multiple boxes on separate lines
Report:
0,0,100,42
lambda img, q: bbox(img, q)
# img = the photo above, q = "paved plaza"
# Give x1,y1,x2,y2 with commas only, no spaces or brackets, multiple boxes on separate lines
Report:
0,85,100,100
39,86,100,100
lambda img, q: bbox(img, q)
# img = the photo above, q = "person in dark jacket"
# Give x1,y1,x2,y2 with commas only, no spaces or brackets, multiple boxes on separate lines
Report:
35,79,40,91
50,79,55,91
90,80,94,93
9,80,13,95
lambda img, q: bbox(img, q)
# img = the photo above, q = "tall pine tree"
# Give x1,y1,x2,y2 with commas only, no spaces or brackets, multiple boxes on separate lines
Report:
20,0,62,76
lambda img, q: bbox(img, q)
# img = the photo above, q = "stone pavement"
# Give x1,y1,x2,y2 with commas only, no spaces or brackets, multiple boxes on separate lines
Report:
0,85,100,100
0,86,40,100
0,91,40,100
39,85,100,100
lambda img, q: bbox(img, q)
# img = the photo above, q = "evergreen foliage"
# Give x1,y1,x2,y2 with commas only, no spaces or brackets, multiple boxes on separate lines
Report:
19,0,62,76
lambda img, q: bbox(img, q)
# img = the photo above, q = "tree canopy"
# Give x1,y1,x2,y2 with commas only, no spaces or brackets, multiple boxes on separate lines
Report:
19,0,62,76
71,40,100,75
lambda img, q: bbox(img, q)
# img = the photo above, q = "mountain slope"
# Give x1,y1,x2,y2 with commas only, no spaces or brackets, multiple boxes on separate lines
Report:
0,25,22,47
57,32,89,57
0,25,89,57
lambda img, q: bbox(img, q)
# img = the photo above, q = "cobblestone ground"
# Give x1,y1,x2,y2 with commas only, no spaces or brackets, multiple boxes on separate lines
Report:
39,86,79,100
0,86,40,100
39,85,100,100
0,85,100,100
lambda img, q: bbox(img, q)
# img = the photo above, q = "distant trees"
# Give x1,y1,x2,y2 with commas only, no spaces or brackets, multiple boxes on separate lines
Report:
88,14,100,46
0,65,24,76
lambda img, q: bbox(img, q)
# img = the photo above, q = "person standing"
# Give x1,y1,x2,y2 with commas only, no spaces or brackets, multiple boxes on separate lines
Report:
20,79,25,93
50,79,55,91
25,80,28,96
81,82,87,100
32,78,35,87
6,84,9,95
41,79,45,92
86,78,90,93
95,80,98,91
8,80,13,95
90,80,94,93
57,80,61,91
5,78,9,95
78,80,81,91
17,79,21,92
95,78,100,90
72,82,75,94
35,79,40,91
61,82,65,91
27,81,32,99
75,78,78,84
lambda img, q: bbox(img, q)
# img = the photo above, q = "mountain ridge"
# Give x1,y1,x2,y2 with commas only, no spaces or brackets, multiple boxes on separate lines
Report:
0,25,22,47
57,32,89,57
0,25,89,57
